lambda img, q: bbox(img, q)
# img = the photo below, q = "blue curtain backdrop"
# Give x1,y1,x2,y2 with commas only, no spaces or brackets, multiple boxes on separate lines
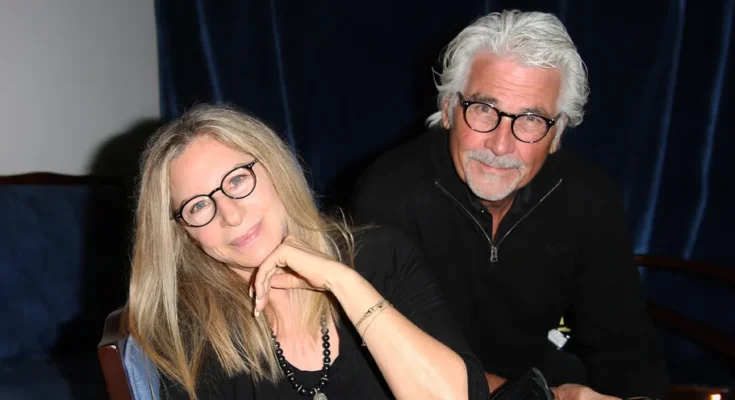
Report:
156,0,734,386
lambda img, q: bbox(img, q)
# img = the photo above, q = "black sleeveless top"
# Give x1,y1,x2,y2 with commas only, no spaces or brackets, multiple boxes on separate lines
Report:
162,227,490,399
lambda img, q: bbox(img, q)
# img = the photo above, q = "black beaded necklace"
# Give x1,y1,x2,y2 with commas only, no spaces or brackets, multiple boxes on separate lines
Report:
271,313,331,400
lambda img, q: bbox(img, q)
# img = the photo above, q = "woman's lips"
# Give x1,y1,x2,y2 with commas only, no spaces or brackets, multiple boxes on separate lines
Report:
230,222,262,248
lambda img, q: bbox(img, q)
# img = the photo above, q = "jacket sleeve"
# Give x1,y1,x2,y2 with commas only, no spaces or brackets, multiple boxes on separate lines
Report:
356,227,491,399
571,184,669,398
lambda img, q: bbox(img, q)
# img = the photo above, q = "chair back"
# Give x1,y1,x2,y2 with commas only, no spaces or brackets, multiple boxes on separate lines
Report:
98,308,160,400
637,255,734,399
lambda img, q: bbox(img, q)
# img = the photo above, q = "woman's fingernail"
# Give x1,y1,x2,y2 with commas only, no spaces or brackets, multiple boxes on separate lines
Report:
248,287,253,298
254,309,260,318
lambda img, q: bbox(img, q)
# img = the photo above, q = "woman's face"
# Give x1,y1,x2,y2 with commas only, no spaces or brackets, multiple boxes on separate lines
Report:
169,135,288,272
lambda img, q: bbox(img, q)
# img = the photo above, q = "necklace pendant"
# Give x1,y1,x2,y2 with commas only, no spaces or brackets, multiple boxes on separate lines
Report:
313,393,327,400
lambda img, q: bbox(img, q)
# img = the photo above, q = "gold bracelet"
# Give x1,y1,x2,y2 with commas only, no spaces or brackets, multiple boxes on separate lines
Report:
354,299,391,331
360,303,392,346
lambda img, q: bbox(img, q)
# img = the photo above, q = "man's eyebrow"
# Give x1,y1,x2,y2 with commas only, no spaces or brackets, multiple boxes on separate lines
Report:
466,93,553,117
520,106,551,117
466,93,499,105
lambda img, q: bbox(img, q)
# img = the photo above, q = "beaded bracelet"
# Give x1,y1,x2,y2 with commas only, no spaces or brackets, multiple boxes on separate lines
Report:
359,303,392,346
354,299,391,331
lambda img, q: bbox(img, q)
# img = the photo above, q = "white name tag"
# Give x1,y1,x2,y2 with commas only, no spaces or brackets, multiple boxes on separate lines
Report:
547,329,569,349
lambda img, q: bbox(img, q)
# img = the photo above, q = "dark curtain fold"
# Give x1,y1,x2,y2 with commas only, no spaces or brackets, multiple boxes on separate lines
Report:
155,0,734,386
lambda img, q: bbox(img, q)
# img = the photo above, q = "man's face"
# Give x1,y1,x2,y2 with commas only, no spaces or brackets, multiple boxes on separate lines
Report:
443,52,563,202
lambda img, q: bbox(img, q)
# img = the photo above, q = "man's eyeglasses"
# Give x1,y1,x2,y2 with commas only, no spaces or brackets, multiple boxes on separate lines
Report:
173,160,258,227
457,92,561,143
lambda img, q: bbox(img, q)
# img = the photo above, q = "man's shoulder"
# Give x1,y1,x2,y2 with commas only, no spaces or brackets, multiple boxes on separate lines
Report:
354,225,415,255
365,129,437,180
546,150,624,209
354,129,439,197
350,128,444,225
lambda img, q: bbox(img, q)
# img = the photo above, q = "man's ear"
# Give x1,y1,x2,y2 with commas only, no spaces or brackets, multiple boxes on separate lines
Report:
549,115,568,154
441,98,451,130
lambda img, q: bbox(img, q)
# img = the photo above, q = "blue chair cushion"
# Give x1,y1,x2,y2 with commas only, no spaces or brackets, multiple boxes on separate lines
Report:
124,335,160,399
0,181,129,363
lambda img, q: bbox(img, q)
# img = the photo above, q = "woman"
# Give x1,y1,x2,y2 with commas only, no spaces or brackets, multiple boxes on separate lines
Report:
126,104,490,399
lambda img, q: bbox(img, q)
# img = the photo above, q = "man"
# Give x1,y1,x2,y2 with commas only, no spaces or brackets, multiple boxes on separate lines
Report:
351,10,668,399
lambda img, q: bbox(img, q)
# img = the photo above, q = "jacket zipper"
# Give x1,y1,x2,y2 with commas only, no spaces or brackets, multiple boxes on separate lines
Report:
434,179,563,263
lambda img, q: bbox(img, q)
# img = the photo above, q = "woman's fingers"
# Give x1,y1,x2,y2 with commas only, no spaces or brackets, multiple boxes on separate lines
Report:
250,236,338,317
252,246,285,315
251,271,307,316
259,265,282,307
269,272,302,289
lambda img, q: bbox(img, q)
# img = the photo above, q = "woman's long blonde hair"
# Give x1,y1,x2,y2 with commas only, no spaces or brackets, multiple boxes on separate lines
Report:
125,104,355,399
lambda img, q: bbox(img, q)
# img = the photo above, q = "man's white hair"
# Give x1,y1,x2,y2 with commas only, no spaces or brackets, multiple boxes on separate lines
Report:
427,9,589,140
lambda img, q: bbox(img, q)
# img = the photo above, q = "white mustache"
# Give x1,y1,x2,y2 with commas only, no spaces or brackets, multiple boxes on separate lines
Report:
467,150,524,169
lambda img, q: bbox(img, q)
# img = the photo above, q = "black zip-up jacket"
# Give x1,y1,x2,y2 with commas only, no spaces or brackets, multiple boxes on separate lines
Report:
351,127,669,398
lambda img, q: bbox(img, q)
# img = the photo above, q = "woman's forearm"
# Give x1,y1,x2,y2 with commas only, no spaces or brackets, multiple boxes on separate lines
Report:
328,267,469,400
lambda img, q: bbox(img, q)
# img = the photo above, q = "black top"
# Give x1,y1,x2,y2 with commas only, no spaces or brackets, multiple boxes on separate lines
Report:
351,127,669,398
161,226,490,399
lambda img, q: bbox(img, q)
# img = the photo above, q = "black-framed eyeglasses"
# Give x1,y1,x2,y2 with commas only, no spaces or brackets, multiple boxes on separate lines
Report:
457,92,561,143
173,160,258,228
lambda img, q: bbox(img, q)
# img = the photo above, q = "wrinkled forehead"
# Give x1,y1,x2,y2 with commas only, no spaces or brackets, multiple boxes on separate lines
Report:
464,52,562,114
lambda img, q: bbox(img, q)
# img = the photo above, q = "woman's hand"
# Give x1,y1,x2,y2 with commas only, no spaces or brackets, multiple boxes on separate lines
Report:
250,236,350,314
